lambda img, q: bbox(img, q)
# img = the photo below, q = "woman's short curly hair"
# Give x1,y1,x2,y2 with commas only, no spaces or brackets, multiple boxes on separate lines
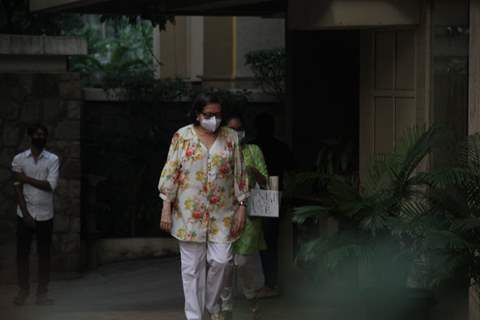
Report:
190,93,222,125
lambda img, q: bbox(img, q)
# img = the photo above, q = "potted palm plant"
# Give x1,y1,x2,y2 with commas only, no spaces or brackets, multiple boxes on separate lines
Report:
292,126,476,320
421,134,480,319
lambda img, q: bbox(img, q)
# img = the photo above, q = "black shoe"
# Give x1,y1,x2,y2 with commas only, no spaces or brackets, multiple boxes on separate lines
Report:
13,290,29,306
36,294,54,306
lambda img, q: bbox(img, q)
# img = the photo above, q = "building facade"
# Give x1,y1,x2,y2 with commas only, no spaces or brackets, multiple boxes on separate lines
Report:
30,0,476,172
155,16,284,89
26,1,480,318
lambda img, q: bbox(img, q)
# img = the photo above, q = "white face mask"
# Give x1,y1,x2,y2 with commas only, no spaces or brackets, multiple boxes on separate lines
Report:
200,117,222,133
237,130,246,142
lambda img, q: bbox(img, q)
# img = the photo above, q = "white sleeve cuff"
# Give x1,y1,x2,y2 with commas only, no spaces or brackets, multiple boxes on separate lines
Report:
237,192,249,203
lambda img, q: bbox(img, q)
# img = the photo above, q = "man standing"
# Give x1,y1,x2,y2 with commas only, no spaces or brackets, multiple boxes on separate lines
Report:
251,113,294,298
11,124,59,306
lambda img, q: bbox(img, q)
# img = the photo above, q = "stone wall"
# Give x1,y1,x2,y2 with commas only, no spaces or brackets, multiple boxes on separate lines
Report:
0,73,82,283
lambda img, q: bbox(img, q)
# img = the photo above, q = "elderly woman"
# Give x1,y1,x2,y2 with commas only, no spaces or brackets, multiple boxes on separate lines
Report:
158,93,249,320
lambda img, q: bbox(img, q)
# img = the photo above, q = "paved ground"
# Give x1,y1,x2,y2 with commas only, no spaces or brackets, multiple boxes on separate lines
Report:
0,257,347,320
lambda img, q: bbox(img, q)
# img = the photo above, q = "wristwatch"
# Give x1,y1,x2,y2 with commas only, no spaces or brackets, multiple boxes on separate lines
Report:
239,200,247,207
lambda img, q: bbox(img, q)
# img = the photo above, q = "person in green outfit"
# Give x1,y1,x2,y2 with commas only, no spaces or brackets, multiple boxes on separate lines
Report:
221,113,268,319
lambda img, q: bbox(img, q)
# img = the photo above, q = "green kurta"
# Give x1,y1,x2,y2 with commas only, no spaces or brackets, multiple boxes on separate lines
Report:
233,144,268,255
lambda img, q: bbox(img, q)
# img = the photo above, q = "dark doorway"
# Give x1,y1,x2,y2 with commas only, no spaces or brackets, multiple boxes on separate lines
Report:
290,30,360,172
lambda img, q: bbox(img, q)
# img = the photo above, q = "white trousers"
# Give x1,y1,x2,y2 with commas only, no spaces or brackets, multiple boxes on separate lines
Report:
234,254,258,300
179,241,233,320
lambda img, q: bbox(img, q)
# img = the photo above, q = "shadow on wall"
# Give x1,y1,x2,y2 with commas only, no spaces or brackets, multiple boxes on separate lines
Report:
92,237,179,266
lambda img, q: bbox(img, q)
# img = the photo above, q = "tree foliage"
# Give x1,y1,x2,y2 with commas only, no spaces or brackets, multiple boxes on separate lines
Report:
67,16,156,87
99,14,174,31
0,0,173,35
245,48,286,101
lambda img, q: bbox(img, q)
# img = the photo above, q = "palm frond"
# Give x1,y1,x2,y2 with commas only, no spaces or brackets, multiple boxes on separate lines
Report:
293,205,330,224
451,217,480,232
413,168,472,189
292,125,480,286
295,237,331,263
422,230,471,251
458,133,480,169
363,126,444,197
324,244,373,271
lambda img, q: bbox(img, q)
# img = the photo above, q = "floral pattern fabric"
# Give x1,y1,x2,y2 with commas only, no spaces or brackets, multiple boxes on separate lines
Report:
158,124,249,243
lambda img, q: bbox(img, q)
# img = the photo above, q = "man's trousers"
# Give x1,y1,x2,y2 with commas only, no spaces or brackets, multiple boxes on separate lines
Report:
16,217,53,295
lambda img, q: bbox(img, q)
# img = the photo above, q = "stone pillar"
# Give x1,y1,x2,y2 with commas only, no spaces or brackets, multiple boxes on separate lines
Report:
153,26,161,79
470,285,480,320
470,2,480,318
52,73,83,274
469,0,480,135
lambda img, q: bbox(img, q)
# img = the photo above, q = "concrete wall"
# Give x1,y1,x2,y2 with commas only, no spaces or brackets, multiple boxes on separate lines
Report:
158,17,204,81
0,35,87,73
236,17,285,78
30,0,86,12
159,17,189,79
93,238,179,266
0,55,68,73
288,0,420,30
158,16,285,89
204,17,235,87
0,73,83,283
0,35,87,56
431,0,469,169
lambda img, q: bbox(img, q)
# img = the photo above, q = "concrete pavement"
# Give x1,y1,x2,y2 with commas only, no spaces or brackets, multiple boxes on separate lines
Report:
0,257,343,320
1,258,184,320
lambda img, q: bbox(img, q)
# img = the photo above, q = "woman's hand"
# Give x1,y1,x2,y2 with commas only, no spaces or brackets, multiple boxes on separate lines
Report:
160,201,173,232
231,205,246,237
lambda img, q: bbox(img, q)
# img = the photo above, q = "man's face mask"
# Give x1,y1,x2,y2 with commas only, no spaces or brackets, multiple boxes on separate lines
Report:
31,129,47,149
32,137,46,149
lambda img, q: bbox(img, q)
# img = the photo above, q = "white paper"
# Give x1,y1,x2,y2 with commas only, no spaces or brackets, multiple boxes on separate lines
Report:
247,189,281,218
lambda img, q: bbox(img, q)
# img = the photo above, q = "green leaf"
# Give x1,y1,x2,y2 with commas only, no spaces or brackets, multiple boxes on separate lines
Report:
293,205,330,224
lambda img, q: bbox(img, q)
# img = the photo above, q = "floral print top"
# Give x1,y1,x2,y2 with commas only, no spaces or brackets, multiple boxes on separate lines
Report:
158,124,249,243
